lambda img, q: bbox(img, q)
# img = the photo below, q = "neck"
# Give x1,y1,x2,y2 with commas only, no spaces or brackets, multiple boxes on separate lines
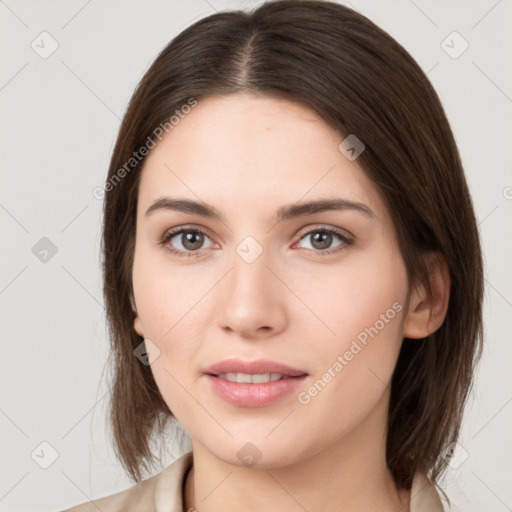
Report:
183,393,410,512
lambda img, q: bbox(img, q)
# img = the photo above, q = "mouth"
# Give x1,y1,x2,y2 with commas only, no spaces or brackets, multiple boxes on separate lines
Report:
214,372,297,383
204,359,308,407
204,358,308,378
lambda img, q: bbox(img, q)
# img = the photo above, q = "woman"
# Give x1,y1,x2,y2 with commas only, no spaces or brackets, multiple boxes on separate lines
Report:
65,0,483,510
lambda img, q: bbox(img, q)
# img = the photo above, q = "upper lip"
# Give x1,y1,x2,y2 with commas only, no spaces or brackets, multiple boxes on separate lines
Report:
204,359,308,377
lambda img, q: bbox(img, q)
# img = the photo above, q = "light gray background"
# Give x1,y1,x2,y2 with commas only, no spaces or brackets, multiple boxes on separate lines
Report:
1,1,511,510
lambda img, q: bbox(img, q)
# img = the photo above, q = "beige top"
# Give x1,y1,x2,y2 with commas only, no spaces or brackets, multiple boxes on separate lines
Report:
64,452,445,511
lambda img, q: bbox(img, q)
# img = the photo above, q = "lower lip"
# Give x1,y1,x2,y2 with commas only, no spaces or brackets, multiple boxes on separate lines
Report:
205,374,308,407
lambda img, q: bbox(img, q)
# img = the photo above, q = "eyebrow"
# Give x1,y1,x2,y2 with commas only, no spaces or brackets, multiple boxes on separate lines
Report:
144,197,375,222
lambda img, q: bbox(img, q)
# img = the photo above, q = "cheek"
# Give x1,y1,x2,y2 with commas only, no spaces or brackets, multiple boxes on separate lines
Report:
132,243,204,339
292,251,408,419
291,247,408,347
131,247,213,390
132,255,206,422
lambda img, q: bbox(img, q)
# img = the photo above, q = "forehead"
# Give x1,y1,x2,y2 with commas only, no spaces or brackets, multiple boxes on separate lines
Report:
137,93,386,222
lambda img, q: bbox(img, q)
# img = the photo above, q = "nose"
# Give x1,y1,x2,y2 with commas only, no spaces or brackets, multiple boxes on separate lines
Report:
215,249,288,339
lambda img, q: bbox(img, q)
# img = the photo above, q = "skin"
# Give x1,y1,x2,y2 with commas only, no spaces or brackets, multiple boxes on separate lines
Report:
131,93,450,512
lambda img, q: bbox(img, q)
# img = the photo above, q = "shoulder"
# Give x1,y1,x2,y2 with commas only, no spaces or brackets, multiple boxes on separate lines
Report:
410,472,445,512
62,452,193,512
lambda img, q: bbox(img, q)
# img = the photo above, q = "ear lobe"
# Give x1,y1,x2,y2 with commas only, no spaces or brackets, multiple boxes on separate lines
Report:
403,252,451,340
130,294,144,337
134,316,144,337
130,293,137,314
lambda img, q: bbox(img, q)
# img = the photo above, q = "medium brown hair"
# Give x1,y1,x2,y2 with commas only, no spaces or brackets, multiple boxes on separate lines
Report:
100,0,484,494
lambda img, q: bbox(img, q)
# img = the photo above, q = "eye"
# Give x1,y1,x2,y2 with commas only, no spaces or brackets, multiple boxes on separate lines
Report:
159,227,215,257
159,225,354,259
295,226,353,254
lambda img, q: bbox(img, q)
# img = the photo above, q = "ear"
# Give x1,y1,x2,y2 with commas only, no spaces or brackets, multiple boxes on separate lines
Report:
403,251,451,339
130,293,144,338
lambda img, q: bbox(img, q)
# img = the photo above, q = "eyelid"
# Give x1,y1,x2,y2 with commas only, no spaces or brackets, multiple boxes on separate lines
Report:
294,223,354,241
161,223,354,242
160,223,215,239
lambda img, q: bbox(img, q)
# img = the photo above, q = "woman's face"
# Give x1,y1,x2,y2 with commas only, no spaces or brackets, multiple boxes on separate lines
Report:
132,93,411,467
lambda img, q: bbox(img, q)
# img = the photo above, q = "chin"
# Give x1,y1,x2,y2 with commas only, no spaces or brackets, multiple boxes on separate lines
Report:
198,433,313,470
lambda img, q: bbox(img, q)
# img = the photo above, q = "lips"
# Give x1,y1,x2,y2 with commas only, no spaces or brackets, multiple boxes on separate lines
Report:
204,359,309,407
204,358,308,378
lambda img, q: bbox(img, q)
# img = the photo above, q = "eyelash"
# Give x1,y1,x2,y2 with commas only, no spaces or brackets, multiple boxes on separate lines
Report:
159,225,354,259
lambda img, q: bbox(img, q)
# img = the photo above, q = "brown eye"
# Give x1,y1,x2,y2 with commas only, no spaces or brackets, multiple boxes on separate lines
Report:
296,227,353,254
178,230,206,251
160,228,215,257
309,231,334,250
